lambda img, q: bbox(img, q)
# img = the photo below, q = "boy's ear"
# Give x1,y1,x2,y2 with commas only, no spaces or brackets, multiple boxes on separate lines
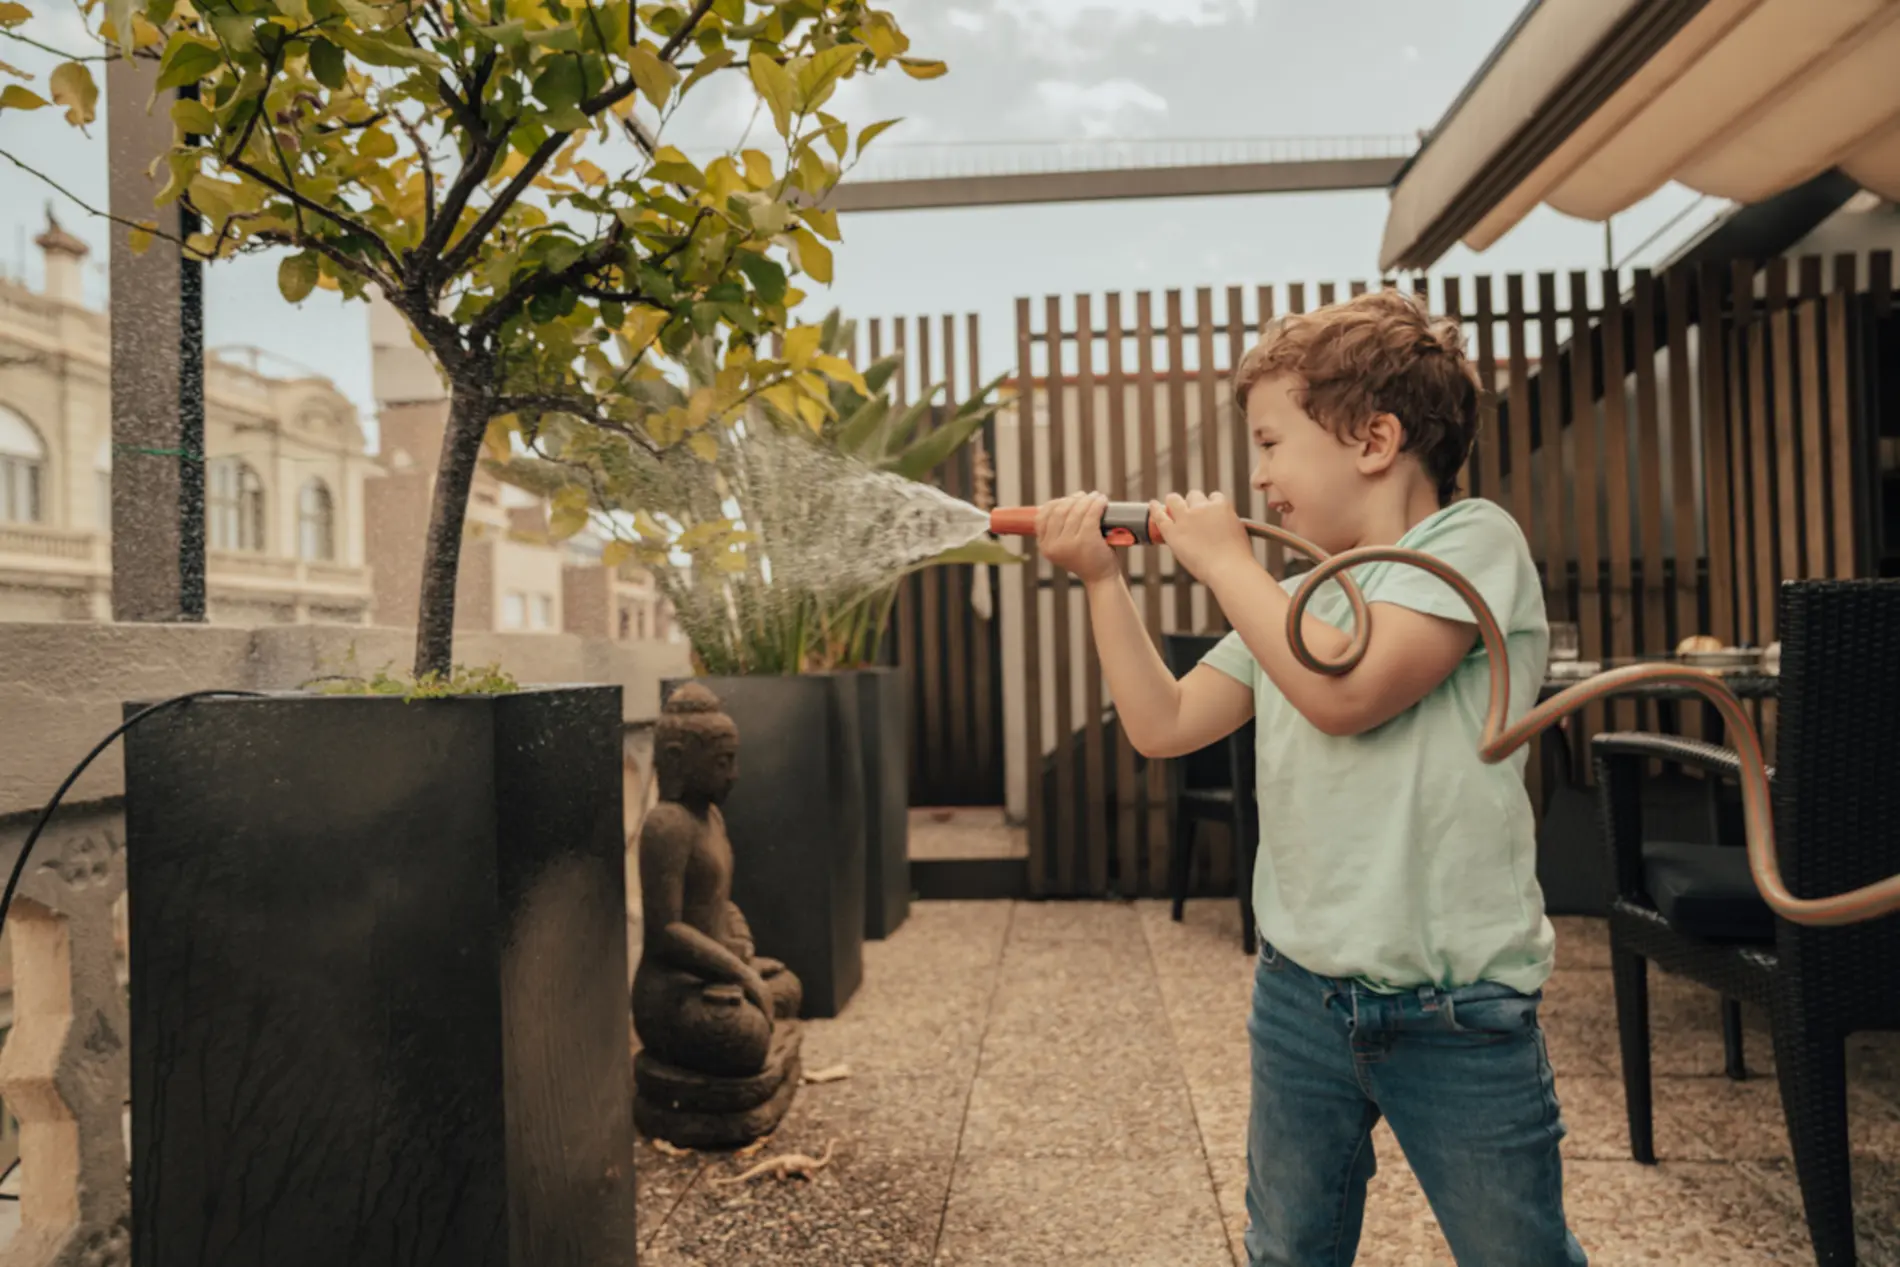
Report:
1356,411,1404,476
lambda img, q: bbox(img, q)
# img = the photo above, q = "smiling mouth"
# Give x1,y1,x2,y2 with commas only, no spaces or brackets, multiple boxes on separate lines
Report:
1268,501,1294,517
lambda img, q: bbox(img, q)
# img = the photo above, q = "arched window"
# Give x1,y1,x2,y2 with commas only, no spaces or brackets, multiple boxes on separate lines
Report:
208,458,266,552
0,406,46,524
299,479,335,561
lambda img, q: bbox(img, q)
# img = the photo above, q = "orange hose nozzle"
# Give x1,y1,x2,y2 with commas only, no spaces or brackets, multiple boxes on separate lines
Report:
989,506,1039,536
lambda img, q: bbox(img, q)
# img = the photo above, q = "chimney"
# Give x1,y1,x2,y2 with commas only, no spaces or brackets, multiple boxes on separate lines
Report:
34,207,90,307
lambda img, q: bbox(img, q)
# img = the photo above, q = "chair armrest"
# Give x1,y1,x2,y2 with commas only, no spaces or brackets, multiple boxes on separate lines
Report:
1591,732,1745,780
1589,731,1776,903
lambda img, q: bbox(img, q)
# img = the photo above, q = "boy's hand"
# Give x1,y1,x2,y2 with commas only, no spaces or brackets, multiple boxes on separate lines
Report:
1036,492,1120,584
1151,491,1253,583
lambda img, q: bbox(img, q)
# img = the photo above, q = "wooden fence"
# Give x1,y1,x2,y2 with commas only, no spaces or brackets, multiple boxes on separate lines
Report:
1000,254,1894,899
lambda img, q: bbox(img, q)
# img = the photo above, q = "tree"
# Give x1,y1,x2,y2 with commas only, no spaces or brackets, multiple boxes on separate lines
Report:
0,0,946,677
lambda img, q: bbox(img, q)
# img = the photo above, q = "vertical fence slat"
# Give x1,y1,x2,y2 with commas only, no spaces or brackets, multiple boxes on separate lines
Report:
1014,299,1045,892
1318,281,1337,307
1873,248,1893,319
1505,275,1535,544
1136,292,1168,893
1698,261,1738,646
1229,286,1257,561
1629,270,1667,746
1745,310,1773,645
1600,271,1636,729
1797,297,1828,579
915,317,945,787
1474,277,1502,507
1771,301,1800,594
1662,268,1703,743
1256,285,1284,577
1726,317,1754,645
1044,296,1077,893
1195,288,1226,634
1536,274,1570,617
894,316,909,405
1105,294,1140,895
1166,290,1192,630
941,314,973,792
1442,278,1471,501
1826,284,1857,577
1568,272,1605,745
1349,279,1368,298
1075,295,1109,896
969,313,997,794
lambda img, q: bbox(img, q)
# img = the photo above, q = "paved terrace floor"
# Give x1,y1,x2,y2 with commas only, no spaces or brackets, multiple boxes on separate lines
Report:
634,897,1900,1266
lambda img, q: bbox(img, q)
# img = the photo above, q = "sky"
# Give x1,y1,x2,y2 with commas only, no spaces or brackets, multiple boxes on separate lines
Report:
0,0,1718,445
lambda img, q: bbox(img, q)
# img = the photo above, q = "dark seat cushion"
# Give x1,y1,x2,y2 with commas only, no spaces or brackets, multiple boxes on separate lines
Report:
1642,839,1775,943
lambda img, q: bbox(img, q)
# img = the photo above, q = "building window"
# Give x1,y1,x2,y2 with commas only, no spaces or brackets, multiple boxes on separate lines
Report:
208,459,266,552
0,407,46,524
532,594,553,630
617,607,631,640
503,591,526,629
299,479,335,561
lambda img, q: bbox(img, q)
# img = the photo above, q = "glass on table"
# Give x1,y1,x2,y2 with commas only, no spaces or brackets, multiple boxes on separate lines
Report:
1548,621,1580,663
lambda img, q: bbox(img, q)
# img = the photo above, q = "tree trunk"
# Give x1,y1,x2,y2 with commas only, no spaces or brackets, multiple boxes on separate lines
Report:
414,372,493,680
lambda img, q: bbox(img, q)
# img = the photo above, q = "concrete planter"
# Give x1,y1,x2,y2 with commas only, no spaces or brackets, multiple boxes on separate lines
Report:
854,666,912,940
664,673,866,1018
122,686,636,1267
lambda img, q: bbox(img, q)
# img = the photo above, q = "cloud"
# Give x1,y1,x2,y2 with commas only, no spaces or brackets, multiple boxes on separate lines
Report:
999,0,1254,66
1030,78,1168,138
945,8,987,32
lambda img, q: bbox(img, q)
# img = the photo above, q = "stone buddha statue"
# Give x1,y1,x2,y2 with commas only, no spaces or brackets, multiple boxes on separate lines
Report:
631,682,802,1147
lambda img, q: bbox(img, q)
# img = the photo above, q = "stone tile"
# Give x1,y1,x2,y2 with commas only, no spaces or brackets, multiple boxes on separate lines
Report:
976,937,1178,1081
935,1156,1232,1267
800,979,994,1081
633,1138,708,1251
643,1072,963,1267
1562,1159,1820,1264
1537,968,1621,1078
1645,970,1777,1078
1551,915,1611,971
907,807,1027,861
959,1069,1201,1162
1742,1149,1900,1265
1139,897,1256,980
1007,897,1143,942
865,899,1014,979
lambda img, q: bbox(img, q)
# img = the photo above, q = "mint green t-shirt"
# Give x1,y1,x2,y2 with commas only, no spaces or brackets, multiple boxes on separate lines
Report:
1200,497,1555,995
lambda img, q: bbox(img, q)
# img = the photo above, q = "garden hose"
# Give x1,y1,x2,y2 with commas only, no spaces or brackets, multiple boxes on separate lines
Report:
989,500,1900,928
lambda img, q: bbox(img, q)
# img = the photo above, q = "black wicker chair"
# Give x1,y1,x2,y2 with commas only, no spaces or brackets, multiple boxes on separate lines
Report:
1161,633,1257,954
1592,579,1900,1265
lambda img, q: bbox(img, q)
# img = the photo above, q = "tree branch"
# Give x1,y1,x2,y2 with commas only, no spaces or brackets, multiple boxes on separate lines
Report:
469,219,628,343
438,128,565,281
226,156,404,281
657,0,718,61
1,147,205,255
415,128,502,282
395,110,438,237
497,393,663,455
580,0,716,118
0,27,122,61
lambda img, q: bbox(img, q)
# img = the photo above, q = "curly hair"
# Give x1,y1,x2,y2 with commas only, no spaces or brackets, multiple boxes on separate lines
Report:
1233,288,1481,505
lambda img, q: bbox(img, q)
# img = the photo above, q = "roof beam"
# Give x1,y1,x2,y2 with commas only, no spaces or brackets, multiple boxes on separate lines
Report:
826,157,1405,214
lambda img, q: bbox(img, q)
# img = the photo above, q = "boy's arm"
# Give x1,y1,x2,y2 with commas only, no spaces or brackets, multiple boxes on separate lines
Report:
1202,561,1474,738
1084,572,1255,758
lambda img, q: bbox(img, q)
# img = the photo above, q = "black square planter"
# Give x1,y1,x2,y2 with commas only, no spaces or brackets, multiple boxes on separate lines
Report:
662,674,865,1018
122,687,637,1267
855,667,911,940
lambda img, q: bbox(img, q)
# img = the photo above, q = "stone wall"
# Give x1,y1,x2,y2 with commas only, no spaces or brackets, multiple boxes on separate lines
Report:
0,620,691,818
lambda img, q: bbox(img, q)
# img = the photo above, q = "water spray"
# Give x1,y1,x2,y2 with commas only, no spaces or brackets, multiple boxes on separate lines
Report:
987,499,1900,929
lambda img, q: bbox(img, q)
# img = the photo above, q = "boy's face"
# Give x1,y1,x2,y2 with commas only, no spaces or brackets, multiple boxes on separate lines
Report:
1245,374,1373,555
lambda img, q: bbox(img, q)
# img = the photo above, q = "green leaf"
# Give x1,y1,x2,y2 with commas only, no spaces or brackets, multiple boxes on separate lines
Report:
307,38,346,90
736,252,787,305
835,394,890,456
891,398,997,481
524,24,583,52
0,83,47,111
532,57,585,113
278,252,319,303
48,61,98,126
170,96,216,134
155,39,222,94
857,117,901,156
747,52,795,138
477,20,527,48
329,26,444,70
897,57,946,80
208,10,256,56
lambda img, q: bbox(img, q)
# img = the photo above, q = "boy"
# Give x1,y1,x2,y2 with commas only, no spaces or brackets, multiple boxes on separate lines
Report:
1035,288,1584,1266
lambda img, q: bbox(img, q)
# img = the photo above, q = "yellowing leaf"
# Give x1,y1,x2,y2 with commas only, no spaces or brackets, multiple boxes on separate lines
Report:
573,158,607,186
747,52,795,138
49,61,97,126
799,204,840,242
814,354,868,397
794,393,827,433
741,148,774,189
681,46,732,94
483,416,517,464
857,118,901,156
170,97,215,134
624,306,668,353
796,44,858,110
790,227,833,284
553,484,591,514
0,84,47,111
278,252,319,303
859,16,903,60
782,323,822,368
601,538,633,568
761,381,799,418
704,155,746,201
549,504,590,540
0,3,30,25
126,220,157,255
897,58,946,80
627,45,678,110
686,431,718,461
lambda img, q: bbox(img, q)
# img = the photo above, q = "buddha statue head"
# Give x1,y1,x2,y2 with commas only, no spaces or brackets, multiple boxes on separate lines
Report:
655,682,740,804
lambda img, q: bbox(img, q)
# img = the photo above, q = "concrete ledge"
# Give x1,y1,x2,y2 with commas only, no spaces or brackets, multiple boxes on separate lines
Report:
0,621,691,817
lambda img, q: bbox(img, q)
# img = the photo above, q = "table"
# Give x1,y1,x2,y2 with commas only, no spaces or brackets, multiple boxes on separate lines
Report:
1533,666,1779,917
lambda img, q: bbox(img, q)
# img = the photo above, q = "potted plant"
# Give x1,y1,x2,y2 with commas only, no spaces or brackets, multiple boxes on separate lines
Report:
8,0,949,1254
492,310,1013,1012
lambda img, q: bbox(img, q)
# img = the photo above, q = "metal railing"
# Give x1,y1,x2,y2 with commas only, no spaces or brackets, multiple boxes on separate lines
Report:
836,134,1419,184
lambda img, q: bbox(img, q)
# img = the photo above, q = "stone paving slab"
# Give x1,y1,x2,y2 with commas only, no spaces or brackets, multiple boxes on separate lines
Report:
628,897,1900,1265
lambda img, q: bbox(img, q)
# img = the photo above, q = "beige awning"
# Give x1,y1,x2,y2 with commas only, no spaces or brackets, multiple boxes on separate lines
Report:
1381,0,1900,272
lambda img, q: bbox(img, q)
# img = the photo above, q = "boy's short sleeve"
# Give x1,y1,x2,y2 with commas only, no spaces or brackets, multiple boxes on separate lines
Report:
1198,629,1258,689
1364,500,1537,636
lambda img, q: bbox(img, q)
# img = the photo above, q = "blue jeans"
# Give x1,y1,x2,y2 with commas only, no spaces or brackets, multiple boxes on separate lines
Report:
1244,940,1587,1266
